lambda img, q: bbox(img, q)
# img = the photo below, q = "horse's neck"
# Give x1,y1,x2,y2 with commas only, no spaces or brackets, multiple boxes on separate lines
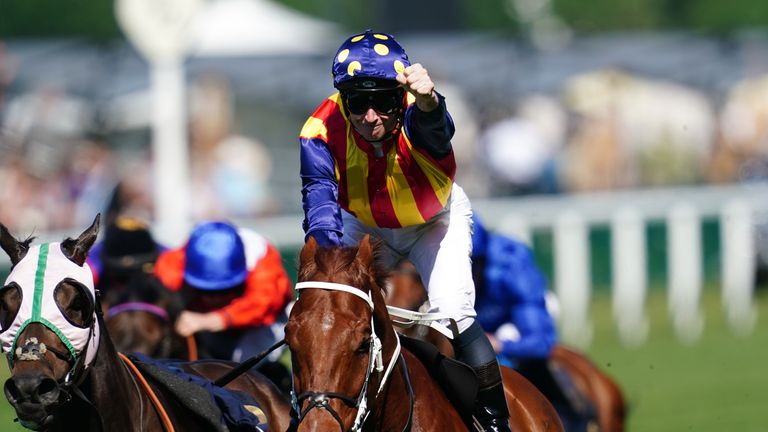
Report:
369,306,417,431
58,329,148,431
377,348,467,432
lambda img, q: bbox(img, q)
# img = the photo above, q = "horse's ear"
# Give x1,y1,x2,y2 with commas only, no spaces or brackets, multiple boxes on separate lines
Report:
61,214,101,266
356,235,375,268
300,236,318,269
0,223,29,266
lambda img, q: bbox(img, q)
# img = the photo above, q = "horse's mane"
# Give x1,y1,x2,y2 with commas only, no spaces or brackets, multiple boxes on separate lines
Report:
297,241,389,298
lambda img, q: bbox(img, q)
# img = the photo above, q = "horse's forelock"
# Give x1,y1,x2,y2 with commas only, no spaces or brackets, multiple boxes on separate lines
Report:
297,243,388,298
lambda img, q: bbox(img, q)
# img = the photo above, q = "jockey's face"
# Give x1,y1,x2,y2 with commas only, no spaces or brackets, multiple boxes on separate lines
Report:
349,108,399,141
344,90,402,141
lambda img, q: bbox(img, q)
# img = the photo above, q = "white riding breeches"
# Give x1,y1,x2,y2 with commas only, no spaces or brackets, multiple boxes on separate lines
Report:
342,183,477,333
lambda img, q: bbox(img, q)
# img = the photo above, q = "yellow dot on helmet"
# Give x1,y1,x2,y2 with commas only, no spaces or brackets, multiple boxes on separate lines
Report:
351,35,365,42
116,216,148,231
394,60,405,74
374,44,389,56
347,61,362,76
373,34,389,40
337,49,349,63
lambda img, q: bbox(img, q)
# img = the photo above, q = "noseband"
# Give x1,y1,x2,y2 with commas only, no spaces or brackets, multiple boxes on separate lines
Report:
7,289,101,397
291,281,402,432
6,292,104,431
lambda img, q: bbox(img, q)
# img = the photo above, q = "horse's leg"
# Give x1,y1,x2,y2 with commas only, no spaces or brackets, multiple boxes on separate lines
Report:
500,366,564,432
551,346,626,432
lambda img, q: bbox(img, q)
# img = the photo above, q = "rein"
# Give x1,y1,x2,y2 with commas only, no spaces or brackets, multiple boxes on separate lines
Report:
118,352,175,432
292,281,410,432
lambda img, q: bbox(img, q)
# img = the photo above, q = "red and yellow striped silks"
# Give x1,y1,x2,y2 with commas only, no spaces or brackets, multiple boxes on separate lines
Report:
300,94,455,228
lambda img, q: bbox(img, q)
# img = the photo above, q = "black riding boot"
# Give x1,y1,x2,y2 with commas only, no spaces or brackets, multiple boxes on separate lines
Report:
452,321,512,432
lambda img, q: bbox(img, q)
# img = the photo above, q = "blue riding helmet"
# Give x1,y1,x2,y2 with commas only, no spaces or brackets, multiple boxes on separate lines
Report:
183,221,247,291
332,29,411,91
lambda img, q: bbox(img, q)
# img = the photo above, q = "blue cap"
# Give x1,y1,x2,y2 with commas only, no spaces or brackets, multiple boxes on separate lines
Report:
332,30,411,91
184,221,247,291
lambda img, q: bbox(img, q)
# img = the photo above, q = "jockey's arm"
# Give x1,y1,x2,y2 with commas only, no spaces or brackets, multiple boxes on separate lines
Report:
403,92,455,160
484,236,557,360
214,243,293,328
300,136,343,247
497,303,557,360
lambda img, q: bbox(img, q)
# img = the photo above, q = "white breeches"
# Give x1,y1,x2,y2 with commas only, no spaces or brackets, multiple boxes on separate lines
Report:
342,183,477,333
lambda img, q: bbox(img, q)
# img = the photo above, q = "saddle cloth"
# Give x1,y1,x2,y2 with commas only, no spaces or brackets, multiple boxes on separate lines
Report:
126,353,268,432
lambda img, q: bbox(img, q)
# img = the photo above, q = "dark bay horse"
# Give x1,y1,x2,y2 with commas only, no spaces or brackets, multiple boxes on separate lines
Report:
286,236,563,431
103,264,293,396
0,216,291,431
387,260,627,432
104,272,196,360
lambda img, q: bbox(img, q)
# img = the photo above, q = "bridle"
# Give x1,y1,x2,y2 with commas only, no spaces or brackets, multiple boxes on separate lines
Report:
291,281,412,432
107,302,174,358
6,289,104,430
107,302,170,322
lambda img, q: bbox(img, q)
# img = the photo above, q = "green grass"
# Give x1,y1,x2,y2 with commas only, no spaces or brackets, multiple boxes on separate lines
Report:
586,288,768,431
1,289,766,431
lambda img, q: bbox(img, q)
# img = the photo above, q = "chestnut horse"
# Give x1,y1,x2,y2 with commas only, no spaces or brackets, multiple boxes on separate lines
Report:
286,236,563,431
0,216,291,431
387,261,627,432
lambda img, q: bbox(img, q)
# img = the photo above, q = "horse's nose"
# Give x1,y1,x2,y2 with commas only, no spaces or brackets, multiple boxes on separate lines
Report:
5,375,60,405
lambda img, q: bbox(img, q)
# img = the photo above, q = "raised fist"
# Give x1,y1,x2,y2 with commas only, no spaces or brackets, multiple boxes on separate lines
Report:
396,63,439,112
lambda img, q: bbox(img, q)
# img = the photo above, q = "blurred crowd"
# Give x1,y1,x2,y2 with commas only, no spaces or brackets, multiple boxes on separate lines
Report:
458,68,768,198
0,42,278,233
1,39,768,234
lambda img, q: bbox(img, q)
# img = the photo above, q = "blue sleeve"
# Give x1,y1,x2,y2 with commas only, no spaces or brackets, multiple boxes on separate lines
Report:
403,92,455,160
485,235,557,360
500,304,557,360
300,136,343,247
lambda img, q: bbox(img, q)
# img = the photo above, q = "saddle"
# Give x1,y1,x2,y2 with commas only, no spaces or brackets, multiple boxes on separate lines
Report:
399,335,478,427
126,353,268,432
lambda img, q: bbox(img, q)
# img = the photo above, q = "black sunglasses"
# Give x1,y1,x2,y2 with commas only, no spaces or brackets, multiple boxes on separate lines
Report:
343,90,404,115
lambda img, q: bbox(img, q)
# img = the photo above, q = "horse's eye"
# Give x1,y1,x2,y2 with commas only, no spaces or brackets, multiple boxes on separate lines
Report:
356,339,371,354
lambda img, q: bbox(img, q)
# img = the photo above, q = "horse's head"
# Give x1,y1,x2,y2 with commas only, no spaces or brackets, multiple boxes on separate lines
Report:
105,272,183,358
0,216,101,430
286,235,399,432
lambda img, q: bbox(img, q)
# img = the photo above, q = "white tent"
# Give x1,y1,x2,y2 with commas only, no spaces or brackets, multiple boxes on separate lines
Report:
188,0,339,57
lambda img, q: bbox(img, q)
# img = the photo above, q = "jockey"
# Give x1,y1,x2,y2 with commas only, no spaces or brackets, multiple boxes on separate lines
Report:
472,214,591,431
299,30,511,431
87,216,165,293
153,221,292,365
470,214,558,367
